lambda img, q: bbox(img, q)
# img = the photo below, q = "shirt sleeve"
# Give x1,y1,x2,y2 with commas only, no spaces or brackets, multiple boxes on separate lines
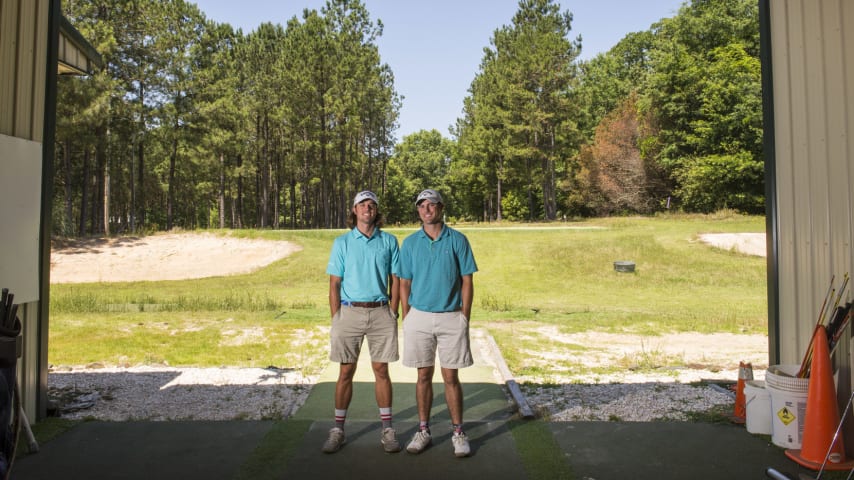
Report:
389,234,400,277
457,234,478,276
397,237,412,280
326,236,346,277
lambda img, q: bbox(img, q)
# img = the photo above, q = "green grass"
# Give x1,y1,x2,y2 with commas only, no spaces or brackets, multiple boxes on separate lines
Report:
508,419,574,479
18,417,80,458
234,420,312,480
48,212,767,380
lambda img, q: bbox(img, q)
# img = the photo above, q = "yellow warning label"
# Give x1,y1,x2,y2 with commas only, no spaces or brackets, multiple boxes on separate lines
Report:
777,407,796,426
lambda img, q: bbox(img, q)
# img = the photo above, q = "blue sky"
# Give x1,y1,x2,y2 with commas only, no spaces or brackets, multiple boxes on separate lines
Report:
192,0,685,140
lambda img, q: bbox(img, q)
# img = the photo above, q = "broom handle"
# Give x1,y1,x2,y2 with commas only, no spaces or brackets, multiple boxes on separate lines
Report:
801,274,850,377
799,276,838,378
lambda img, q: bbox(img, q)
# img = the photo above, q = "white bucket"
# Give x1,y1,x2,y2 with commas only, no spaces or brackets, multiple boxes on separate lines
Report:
744,380,772,435
765,364,809,448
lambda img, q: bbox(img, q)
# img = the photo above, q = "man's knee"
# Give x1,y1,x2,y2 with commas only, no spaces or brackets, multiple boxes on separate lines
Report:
416,367,434,383
338,363,357,382
441,368,460,385
372,363,390,381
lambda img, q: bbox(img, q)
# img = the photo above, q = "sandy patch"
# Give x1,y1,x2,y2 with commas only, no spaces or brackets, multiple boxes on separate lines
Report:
519,327,768,385
50,233,301,283
699,233,766,257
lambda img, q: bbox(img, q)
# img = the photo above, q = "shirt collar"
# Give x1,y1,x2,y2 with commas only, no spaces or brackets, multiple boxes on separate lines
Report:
418,224,446,241
351,226,378,240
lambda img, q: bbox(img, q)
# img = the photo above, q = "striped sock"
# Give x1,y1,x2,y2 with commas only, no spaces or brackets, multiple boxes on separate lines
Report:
379,407,392,429
452,423,464,435
334,409,347,429
419,420,430,432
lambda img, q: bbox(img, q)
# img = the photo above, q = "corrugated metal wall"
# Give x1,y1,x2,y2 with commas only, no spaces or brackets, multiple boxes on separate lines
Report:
769,0,853,373
0,0,48,141
766,0,853,451
0,0,49,419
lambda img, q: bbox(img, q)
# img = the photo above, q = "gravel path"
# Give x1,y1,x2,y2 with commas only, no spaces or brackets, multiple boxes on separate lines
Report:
49,365,317,421
49,329,754,423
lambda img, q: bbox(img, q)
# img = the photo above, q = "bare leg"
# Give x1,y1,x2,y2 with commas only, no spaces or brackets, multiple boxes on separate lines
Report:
372,361,392,408
334,363,357,410
441,367,463,425
415,366,435,423
322,363,355,453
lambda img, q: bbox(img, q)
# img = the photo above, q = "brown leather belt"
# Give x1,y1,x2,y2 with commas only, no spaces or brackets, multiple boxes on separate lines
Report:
341,300,388,308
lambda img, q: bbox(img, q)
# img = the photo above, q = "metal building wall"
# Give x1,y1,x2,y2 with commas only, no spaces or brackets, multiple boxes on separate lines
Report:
0,0,50,420
764,0,854,451
0,0,48,141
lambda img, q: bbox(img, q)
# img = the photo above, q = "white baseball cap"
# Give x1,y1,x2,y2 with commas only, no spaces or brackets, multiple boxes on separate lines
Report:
353,190,379,207
415,189,443,206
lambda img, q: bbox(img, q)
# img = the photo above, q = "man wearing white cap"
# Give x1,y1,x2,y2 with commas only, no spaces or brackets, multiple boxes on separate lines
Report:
322,190,402,454
398,189,478,458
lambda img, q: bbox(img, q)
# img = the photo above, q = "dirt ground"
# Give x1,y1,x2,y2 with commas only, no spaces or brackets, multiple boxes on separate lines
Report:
698,232,766,257
50,232,301,283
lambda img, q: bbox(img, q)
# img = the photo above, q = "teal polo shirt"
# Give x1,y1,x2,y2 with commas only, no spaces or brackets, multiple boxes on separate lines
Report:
399,225,478,312
326,227,399,302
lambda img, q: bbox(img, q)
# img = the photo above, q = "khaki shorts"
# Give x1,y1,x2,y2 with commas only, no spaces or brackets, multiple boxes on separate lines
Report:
402,307,472,369
329,305,399,364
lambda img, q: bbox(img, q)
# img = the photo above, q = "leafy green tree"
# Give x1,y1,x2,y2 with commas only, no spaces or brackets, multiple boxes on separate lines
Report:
385,130,453,223
322,0,394,227
674,152,763,213
643,0,761,211
689,43,762,157
191,21,246,228
61,1,124,236
574,30,656,140
453,60,510,221
58,0,768,230
152,1,206,230
456,0,580,221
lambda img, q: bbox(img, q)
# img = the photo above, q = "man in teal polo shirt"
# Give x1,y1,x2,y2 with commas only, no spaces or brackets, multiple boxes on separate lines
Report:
322,190,401,454
399,189,478,458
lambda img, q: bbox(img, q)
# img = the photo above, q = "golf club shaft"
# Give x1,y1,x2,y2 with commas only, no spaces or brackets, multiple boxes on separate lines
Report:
800,278,837,377
816,388,854,477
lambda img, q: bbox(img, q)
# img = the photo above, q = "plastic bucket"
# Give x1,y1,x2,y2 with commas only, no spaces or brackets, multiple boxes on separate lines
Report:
765,365,809,448
744,380,772,435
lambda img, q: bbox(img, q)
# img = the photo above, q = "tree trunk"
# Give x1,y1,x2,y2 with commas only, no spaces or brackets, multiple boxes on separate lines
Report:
137,82,146,231
62,141,72,236
219,153,225,229
79,150,90,236
258,114,269,228
104,150,110,236
236,154,244,228
289,177,297,229
95,133,107,234
496,174,503,223
543,129,557,220
273,152,281,229
167,137,177,230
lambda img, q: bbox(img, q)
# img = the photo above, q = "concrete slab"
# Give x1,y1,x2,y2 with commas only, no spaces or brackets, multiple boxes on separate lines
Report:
282,420,527,480
12,420,274,480
550,421,811,480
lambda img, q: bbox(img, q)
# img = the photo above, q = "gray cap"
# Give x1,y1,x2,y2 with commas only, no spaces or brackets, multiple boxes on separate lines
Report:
353,190,378,207
415,189,443,206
